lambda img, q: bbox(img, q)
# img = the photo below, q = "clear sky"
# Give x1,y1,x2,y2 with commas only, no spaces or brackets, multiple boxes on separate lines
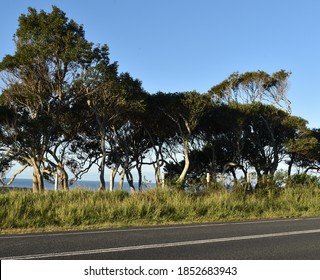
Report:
1,0,320,180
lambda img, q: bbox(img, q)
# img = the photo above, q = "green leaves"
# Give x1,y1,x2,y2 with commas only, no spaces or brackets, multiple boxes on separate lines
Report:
14,6,91,65
208,70,291,112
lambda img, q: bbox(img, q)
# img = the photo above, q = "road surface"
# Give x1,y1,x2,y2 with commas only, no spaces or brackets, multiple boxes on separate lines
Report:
1,217,320,259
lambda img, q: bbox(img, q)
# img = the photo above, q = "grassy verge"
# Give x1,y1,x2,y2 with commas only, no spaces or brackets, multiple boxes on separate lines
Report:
1,186,320,234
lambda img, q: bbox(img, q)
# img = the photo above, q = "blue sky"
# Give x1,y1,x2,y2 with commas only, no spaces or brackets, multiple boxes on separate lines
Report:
1,0,320,180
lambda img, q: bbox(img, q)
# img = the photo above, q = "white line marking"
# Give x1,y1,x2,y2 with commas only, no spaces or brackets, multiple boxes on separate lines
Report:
1,217,319,239
3,228,320,260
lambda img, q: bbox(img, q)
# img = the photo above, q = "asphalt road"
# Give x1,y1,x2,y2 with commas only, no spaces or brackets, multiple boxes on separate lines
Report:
1,217,320,259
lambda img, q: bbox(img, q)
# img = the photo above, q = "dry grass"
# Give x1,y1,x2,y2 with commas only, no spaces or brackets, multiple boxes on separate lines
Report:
1,186,320,234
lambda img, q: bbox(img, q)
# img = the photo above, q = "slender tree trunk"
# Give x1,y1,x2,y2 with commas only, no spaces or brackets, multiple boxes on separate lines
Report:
137,163,142,191
287,159,293,177
54,172,59,191
118,168,125,190
153,143,163,187
109,163,119,192
155,162,161,187
126,170,136,194
99,160,106,191
109,172,114,192
99,134,106,191
153,152,162,187
177,138,190,184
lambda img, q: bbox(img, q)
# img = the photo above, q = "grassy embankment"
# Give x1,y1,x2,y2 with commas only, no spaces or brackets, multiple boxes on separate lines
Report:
1,184,320,234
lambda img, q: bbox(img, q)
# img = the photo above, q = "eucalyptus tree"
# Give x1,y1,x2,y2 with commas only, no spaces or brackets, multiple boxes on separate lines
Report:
209,70,291,112
109,73,147,192
285,124,319,175
239,103,312,181
142,93,177,186
0,6,93,192
82,46,119,190
83,53,145,190
196,103,248,183
157,91,211,184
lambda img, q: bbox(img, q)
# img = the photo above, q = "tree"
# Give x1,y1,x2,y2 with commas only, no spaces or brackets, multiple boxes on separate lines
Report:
83,54,145,190
0,6,93,192
107,74,147,192
196,103,248,183
239,103,312,181
209,70,291,112
158,91,211,185
285,125,319,175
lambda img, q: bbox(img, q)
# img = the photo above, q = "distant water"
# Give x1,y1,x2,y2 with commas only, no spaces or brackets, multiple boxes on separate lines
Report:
0,178,146,192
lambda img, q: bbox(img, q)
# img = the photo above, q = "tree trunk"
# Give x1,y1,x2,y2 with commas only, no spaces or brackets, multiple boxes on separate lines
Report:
137,163,142,191
154,157,161,187
177,138,190,184
109,163,119,192
99,159,106,191
32,169,39,193
32,163,44,193
58,166,69,191
287,159,293,177
153,143,163,187
118,168,125,190
99,131,106,191
126,170,136,194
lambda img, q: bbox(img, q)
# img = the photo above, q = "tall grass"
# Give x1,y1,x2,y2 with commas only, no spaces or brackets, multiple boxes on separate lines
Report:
1,186,320,233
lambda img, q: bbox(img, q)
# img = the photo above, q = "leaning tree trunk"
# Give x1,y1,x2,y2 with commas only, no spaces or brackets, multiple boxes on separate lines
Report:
177,138,190,184
126,170,136,194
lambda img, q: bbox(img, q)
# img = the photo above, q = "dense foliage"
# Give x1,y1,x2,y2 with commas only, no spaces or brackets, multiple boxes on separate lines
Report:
1,6,320,193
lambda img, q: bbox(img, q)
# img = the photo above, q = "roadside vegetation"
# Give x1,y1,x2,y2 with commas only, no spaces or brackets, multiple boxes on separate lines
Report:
2,7,320,234
1,176,320,234
2,6,320,196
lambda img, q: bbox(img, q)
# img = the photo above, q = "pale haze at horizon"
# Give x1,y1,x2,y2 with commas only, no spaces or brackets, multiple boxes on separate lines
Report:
1,0,320,182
